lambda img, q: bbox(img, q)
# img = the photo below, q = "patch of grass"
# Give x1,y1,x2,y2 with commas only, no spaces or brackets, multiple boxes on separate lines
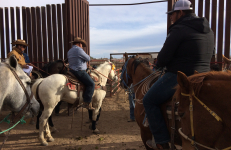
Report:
95,146,99,149
98,137,104,141
75,136,83,141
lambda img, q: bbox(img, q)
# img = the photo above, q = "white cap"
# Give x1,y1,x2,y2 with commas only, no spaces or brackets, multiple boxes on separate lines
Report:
166,0,193,14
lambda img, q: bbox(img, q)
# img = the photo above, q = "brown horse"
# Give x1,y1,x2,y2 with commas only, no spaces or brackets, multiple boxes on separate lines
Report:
120,54,181,149
176,71,231,150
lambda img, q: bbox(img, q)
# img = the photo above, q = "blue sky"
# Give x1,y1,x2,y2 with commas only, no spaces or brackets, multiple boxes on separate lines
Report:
0,0,169,58
4,0,229,59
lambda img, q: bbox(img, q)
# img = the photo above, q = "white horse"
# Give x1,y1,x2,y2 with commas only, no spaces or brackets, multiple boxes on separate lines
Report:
0,55,40,123
32,61,118,146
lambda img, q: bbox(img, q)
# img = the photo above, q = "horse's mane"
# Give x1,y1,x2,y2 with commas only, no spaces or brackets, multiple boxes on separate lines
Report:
96,61,111,70
175,71,231,97
130,56,152,74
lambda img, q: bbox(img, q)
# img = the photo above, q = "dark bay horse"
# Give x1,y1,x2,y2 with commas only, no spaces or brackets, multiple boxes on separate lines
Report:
120,54,181,149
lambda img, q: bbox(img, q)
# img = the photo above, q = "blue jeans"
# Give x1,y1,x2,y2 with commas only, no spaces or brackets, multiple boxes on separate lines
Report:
143,72,178,144
70,70,95,103
129,93,135,120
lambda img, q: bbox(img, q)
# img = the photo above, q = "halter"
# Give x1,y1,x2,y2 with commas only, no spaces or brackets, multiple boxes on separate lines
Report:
180,89,231,150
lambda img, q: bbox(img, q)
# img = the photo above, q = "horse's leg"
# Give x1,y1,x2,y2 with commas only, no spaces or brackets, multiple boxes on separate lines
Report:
141,128,153,150
96,107,101,122
48,116,59,133
38,108,54,146
36,110,42,129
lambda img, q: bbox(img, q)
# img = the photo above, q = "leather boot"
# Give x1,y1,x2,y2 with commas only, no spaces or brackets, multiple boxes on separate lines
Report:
146,140,170,150
82,102,95,110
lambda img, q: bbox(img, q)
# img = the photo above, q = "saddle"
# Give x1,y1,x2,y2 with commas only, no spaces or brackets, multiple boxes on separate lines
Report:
64,70,107,108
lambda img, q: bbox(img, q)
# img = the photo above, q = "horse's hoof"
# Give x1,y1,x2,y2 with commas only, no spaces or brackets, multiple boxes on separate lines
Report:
47,137,54,142
39,138,48,146
93,128,100,134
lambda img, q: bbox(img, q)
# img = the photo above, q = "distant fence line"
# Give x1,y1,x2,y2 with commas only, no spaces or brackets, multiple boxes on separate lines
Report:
0,0,90,69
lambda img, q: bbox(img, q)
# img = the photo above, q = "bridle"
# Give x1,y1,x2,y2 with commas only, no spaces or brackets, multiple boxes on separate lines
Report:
179,89,231,150
4,63,34,123
120,58,132,88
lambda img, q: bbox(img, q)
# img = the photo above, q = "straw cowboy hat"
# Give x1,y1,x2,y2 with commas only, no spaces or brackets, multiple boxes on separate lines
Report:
11,39,29,47
70,37,87,47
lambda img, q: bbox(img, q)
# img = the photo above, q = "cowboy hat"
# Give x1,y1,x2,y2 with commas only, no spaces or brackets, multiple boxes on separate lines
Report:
11,39,29,47
70,37,87,47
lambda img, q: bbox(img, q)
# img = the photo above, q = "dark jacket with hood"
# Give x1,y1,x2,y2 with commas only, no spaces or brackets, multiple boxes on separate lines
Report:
157,13,214,76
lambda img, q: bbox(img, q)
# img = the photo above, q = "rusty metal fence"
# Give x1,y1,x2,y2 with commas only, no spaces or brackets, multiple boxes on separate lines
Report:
0,0,90,68
167,0,231,63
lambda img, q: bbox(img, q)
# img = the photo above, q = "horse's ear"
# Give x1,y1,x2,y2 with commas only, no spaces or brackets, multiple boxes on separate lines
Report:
125,52,128,61
194,70,199,74
177,71,190,92
9,55,18,69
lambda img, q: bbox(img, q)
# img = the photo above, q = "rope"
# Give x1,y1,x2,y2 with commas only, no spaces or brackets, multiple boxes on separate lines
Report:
88,65,113,82
0,116,26,134
89,0,167,6
0,114,11,124
30,64,51,76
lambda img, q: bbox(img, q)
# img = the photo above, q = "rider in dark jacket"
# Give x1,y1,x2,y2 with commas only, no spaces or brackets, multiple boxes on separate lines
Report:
143,0,214,149
157,12,214,76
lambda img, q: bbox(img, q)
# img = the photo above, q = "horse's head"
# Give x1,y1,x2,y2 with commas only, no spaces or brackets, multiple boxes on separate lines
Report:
120,53,134,89
2,55,40,117
41,60,68,77
107,61,118,81
176,71,231,149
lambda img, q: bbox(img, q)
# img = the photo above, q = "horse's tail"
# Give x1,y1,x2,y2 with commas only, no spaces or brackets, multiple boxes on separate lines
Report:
32,78,44,100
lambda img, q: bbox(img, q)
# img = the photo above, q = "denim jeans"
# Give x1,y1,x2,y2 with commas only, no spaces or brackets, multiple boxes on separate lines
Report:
129,93,135,120
70,70,95,103
143,72,178,144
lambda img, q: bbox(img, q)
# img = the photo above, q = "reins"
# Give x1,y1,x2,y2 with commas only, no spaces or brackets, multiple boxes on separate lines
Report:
180,90,231,150
4,63,33,123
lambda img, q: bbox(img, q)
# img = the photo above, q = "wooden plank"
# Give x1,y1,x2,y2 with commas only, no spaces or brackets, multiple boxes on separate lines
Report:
204,0,210,22
36,7,43,68
83,1,86,53
75,0,79,37
52,4,58,60
31,7,37,64
167,0,174,34
65,0,73,50
41,7,48,63
0,8,5,59
26,8,33,62
57,4,62,60
57,4,63,60
10,7,15,46
224,0,231,58
16,7,21,39
86,3,90,55
5,7,10,54
217,0,224,66
198,0,203,17
72,0,76,38
189,0,195,13
62,3,68,59
77,0,81,37
46,5,53,62
22,6,27,53
210,0,217,63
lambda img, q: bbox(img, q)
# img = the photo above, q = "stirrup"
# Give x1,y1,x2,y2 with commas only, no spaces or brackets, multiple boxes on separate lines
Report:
82,102,95,110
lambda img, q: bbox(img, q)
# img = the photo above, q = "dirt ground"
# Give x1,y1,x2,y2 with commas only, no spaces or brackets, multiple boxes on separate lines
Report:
0,90,146,150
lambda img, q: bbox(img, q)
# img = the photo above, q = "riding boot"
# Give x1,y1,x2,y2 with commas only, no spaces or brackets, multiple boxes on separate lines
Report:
82,102,95,110
146,140,170,150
